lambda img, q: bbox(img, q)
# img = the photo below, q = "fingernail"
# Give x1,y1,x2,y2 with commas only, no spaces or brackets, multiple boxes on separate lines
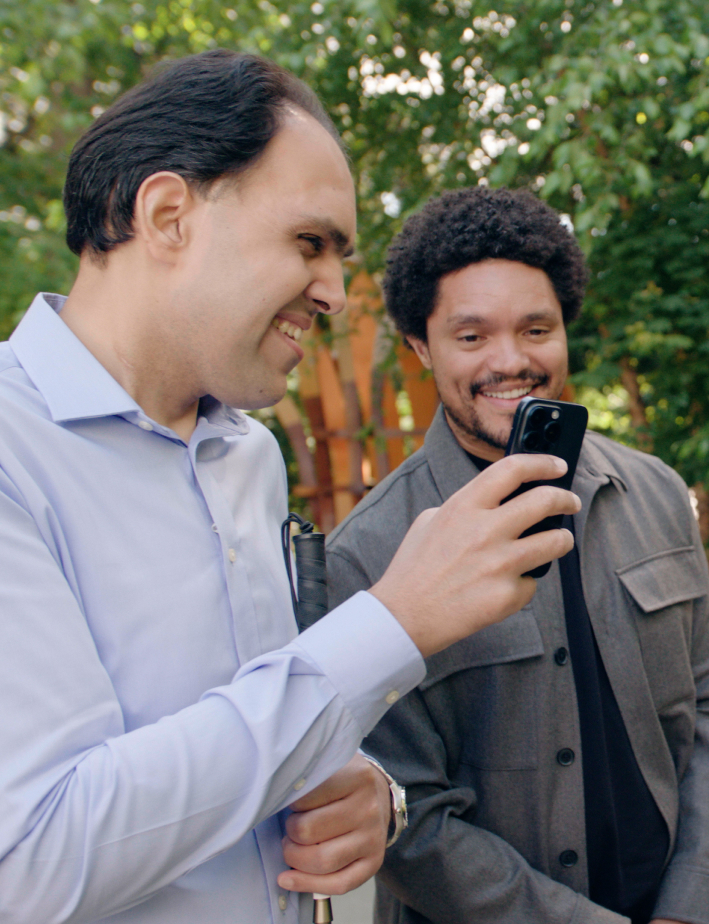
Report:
554,457,568,472
279,877,293,890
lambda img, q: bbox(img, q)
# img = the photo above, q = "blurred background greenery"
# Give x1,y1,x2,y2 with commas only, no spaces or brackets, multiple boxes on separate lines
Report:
1,0,708,532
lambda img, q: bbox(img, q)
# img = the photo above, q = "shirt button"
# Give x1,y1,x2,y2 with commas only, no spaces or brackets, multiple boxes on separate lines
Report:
228,548,236,563
294,778,306,791
138,420,153,431
211,523,219,532
386,690,400,705
557,748,575,767
278,894,288,911
554,647,569,666
559,849,578,868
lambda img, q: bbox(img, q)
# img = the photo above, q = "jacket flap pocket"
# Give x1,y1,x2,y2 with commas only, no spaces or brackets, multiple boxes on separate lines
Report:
616,546,707,614
421,608,543,690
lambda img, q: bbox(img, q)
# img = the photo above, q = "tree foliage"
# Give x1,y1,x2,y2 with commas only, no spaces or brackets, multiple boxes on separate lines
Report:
1,0,708,490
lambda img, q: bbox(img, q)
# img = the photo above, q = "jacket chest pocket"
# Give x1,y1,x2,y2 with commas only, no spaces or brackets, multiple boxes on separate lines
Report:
421,609,544,772
617,546,705,716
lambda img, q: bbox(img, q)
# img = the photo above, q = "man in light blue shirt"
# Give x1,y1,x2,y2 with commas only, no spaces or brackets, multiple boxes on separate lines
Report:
0,50,579,923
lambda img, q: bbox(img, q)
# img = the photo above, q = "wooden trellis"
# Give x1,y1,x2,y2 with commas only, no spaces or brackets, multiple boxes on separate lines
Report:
274,271,439,533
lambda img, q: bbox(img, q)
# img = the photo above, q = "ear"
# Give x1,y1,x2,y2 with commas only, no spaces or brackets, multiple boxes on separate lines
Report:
407,335,432,370
132,172,197,263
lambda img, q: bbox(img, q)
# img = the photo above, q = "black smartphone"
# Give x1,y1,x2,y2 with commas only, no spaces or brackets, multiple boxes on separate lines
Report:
504,397,588,578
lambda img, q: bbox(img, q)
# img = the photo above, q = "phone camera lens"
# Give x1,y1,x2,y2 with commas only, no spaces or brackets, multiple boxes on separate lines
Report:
544,421,561,443
523,430,542,451
529,407,547,429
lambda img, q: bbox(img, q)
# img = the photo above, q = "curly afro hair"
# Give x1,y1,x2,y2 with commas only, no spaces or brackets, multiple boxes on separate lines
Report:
383,186,589,343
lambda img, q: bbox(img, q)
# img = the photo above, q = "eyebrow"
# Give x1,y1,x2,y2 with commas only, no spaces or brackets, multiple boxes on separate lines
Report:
447,313,486,329
522,311,559,324
447,310,559,328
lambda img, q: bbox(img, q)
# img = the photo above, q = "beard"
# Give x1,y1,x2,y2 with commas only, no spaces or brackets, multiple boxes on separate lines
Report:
443,401,511,451
441,370,553,452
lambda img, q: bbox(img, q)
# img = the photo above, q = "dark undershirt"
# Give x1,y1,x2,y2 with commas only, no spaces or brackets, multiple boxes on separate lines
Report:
467,452,669,922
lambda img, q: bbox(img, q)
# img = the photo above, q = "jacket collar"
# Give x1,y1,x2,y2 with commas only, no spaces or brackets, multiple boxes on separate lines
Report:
423,403,628,504
423,405,481,502
575,432,628,493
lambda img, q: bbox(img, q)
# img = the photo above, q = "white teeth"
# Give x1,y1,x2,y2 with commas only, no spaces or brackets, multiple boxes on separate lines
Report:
482,386,533,400
272,318,302,342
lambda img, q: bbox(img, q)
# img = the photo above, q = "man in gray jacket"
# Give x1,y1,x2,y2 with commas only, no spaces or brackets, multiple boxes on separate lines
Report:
327,186,709,924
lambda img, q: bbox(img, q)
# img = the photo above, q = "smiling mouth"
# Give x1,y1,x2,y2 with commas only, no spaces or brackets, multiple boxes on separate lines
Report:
271,318,303,343
480,384,535,400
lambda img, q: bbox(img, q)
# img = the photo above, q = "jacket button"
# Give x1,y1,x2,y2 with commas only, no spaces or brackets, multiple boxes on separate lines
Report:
557,748,575,767
559,849,578,868
554,647,569,665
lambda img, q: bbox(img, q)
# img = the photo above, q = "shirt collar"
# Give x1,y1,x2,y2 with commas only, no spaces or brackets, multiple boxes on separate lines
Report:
10,293,249,437
10,293,141,423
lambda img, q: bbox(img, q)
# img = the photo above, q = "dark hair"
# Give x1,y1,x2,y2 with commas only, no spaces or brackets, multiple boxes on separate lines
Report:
383,186,589,342
64,49,342,256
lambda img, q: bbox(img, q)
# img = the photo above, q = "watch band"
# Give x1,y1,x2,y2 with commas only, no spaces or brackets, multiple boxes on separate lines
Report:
362,755,408,847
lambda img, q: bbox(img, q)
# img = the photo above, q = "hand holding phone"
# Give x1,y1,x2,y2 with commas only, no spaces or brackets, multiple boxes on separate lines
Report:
504,397,588,578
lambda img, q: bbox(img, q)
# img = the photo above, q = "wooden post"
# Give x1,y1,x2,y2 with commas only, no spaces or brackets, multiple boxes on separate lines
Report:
316,344,356,524
398,344,439,448
298,330,336,534
331,306,365,504
343,271,381,489
273,394,318,508
370,316,406,478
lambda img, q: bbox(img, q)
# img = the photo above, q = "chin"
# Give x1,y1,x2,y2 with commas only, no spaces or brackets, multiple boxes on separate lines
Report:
237,383,288,412
481,433,511,453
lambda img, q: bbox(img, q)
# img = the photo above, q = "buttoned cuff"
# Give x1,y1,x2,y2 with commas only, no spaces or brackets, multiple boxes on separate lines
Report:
292,591,425,737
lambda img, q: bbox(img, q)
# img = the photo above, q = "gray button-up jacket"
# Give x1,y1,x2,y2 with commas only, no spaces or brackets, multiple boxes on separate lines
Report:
327,407,709,924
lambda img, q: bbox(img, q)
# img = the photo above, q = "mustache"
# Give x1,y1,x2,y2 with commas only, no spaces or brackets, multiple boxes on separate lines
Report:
469,372,549,398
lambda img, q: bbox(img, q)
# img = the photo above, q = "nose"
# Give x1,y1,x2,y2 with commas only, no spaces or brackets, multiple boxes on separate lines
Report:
487,334,531,376
304,255,347,316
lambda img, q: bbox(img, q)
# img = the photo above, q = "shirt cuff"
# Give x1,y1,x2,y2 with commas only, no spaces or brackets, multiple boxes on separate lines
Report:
292,590,426,737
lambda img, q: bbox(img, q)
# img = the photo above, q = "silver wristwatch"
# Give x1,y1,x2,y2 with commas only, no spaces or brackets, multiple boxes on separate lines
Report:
362,755,408,847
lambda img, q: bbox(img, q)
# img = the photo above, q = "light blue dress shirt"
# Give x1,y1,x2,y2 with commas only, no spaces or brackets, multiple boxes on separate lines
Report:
0,294,425,924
